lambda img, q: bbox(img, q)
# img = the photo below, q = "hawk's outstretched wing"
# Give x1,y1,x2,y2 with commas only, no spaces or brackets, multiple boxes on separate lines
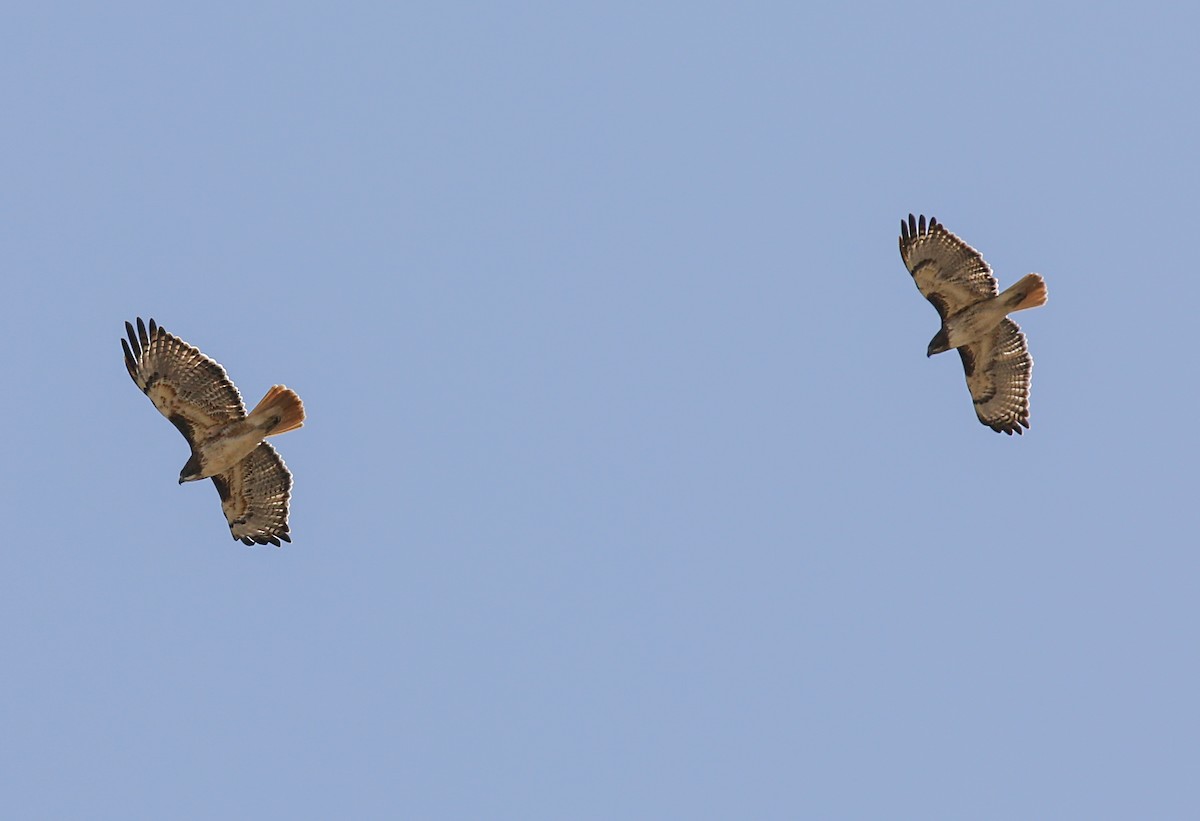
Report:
959,319,1032,435
899,214,999,320
122,317,246,446
211,442,294,546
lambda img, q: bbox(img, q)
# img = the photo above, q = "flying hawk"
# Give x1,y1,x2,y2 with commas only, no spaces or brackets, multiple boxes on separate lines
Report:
898,214,1047,434
121,318,305,545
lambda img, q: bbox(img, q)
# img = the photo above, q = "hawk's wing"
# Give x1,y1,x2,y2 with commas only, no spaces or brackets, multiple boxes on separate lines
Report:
899,214,999,319
122,317,246,446
959,319,1033,435
211,442,293,546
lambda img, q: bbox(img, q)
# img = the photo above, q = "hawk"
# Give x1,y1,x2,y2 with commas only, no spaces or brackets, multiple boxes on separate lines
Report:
121,318,305,545
898,214,1047,434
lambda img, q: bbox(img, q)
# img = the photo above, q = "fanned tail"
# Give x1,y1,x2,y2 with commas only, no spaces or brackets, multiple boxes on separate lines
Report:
1003,273,1047,312
247,385,305,436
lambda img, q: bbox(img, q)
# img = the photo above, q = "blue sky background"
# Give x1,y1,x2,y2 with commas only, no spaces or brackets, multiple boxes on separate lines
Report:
3,2,1198,818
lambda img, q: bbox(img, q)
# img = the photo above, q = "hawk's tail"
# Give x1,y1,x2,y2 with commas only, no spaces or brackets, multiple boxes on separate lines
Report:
248,385,305,436
1003,273,1048,313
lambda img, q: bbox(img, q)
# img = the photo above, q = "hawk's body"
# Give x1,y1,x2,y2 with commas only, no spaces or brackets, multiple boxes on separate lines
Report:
121,318,305,546
898,215,1047,434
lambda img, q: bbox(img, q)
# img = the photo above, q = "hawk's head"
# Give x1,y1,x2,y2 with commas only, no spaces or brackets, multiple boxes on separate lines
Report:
927,328,950,358
179,452,204,484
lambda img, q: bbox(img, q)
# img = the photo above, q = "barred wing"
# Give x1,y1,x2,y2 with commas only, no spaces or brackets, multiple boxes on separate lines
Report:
899,214,999,320
211,443,294,546
121,317,246,445
960,319,1033,435
211,441,295,544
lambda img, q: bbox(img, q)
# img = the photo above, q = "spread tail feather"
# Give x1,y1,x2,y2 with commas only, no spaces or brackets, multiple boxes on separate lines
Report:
248,385,305,436
1003,273,1047,312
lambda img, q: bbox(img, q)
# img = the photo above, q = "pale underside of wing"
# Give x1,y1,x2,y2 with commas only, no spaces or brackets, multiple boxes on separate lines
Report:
121,317,246,446
898,214,999,320
211,442,294,546
959,318,1033,435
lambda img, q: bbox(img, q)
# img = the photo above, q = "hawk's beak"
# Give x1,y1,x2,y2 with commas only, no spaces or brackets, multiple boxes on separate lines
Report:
179,477,186,485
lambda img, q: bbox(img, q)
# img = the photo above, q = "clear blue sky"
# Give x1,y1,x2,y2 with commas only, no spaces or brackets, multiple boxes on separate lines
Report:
3,2,1198,818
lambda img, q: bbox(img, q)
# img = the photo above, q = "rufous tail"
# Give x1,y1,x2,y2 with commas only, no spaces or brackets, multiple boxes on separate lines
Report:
248,385,305,436
1003,273,1048,312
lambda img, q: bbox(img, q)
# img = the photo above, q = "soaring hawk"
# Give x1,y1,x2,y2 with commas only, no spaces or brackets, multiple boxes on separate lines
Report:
898,214,1047,434
121,317,305,545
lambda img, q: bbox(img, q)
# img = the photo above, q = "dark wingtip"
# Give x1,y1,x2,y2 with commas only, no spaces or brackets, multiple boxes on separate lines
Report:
148,318,158,338
994,417,1030,435
120,338,138,381
124,321,140,358
279,532,292,543
136,317,149,349
903,214,940,238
